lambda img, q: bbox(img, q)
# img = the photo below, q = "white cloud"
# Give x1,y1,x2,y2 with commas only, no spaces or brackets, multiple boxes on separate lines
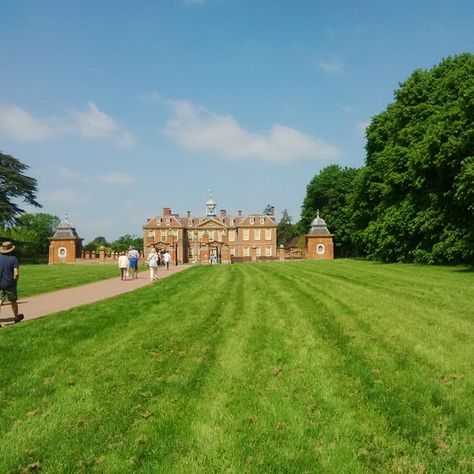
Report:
318,60,344,74
164,100,340,164
101,172,137,185
0,105,58,141
73,103,119,139
0,103,135,147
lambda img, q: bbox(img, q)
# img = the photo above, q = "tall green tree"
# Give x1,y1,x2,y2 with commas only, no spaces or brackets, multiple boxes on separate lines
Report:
111,234,143,252
352,53,474,264
276,209,297,247
83,236,110,252
0,152,41,226
298,164,360,257
13,213,60,254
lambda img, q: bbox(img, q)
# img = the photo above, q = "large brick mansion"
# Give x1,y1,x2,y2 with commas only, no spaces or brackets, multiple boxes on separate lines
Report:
143,193,277,264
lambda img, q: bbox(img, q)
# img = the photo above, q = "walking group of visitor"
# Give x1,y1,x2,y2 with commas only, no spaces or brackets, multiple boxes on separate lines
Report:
0,241,24,328
118,245,171,282
117,246,140,281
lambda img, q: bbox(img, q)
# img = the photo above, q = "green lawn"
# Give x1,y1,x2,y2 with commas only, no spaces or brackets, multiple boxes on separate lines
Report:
19,263,145,297
0,260,472,473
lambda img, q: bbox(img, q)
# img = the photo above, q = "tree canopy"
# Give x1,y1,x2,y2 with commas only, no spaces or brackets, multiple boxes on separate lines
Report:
83,234,143,253
0,212,59,262
276,209,297,247
298,164,360,257
0,152,41,226
351,53,474,264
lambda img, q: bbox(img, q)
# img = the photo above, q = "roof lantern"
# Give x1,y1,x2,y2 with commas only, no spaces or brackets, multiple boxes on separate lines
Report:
308,210,333,236
206,189,217,217
51,213,81,240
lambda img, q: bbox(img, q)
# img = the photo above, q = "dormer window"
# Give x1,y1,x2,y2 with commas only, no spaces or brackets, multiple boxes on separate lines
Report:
249,217,255,224
166,218,171,225
260,217,265,225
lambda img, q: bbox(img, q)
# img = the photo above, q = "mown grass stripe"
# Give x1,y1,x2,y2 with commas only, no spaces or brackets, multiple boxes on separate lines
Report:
0,261,472,473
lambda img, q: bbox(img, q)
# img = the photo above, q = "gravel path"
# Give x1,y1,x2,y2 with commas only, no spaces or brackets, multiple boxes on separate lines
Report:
0,264,191,327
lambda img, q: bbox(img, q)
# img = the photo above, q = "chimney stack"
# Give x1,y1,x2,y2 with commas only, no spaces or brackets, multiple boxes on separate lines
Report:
187,210,191,218
220,209,226,217
238,210,242,217
163,207,171,216
270,206,275,216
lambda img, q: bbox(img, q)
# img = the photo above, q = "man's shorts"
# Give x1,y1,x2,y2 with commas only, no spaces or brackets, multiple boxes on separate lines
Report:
129,258,138,269
0,287,17,302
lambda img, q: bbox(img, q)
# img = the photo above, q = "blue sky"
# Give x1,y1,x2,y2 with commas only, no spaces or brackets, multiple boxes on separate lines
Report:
1,0,472,241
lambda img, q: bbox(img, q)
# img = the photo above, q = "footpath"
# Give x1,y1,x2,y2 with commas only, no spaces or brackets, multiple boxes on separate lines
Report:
0,264,191,327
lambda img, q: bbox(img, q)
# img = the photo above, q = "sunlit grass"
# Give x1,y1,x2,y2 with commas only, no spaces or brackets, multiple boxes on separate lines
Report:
19,263,146,297
0,261,472,472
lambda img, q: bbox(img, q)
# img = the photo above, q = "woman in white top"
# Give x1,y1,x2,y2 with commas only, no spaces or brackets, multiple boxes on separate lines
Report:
146,247,159,281
118,252,129,281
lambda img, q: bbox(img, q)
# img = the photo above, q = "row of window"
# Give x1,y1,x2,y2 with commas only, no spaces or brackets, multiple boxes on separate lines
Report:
188,246,273,258
156,216,268,226
148,229,274,242
241,228,272,241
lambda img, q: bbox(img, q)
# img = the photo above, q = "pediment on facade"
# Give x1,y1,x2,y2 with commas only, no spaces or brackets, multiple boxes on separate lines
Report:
197,218,226,229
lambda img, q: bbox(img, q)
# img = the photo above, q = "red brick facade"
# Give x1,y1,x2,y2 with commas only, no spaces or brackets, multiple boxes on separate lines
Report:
305,211,334,260
143,195,277,264
48,216,83,264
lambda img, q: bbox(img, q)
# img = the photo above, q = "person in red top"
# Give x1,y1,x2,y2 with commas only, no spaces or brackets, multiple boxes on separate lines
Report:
0,241,24,327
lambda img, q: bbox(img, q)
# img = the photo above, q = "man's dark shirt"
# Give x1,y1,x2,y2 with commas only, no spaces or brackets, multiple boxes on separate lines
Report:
0,254,19,289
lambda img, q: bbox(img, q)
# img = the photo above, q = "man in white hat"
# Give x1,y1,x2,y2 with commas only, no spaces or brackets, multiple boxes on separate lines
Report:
0,241,24,326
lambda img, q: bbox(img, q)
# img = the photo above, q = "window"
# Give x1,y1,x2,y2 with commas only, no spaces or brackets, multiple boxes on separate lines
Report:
198,230,205,239
265,246,272,257
317,244,325,255
161,230,167,241
208,230,215,241
230,218,235,226
230,246,236,256
148,230,155,238
228,230,236,241
265,229,272,240
188,233,193,242
260,217,265,224
256,246,261,257
249,217,255,224
254,229,260,240
243,229,249,241
58,247,67,258
243,246,250,257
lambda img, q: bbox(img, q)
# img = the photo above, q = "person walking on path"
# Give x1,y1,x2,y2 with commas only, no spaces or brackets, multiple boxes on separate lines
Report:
128,246,139,279
118,251,129,281
146,247,159,281
163,250,171,270
0,242,24,327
